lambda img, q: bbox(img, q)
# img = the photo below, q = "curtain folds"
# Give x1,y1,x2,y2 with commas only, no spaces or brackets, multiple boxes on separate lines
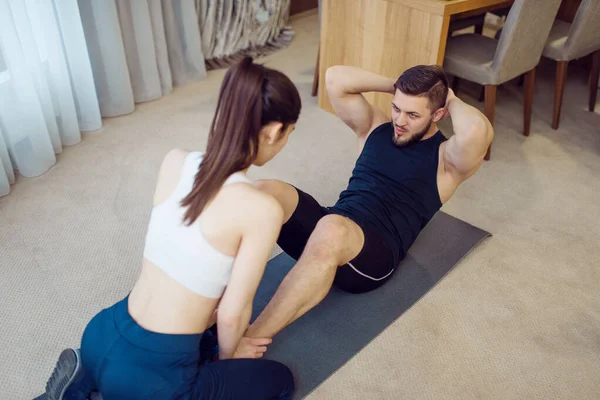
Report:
0,0,293,198
0,0,207,197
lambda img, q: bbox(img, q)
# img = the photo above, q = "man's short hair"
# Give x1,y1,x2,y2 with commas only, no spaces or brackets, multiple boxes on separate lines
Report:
394,65,449,111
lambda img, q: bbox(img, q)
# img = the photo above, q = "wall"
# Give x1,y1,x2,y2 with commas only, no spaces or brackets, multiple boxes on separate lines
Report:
290,0,318,15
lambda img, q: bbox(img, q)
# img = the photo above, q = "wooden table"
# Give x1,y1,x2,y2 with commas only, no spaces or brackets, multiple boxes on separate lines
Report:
317,0,579,117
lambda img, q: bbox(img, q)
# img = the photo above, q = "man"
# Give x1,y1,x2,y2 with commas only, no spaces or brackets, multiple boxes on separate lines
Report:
240,64,493,356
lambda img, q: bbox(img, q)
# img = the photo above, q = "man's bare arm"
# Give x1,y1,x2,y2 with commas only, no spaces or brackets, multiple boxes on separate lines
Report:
325,66,395,139
443,89,494,179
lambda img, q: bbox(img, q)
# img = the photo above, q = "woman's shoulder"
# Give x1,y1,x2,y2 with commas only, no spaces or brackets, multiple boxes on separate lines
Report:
153,149,201,206
221,182,283,224
162,148,202,164
158,148,204,179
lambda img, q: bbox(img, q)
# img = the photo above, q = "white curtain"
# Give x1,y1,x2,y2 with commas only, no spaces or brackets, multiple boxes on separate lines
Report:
0,0,98,197
0,0,206,197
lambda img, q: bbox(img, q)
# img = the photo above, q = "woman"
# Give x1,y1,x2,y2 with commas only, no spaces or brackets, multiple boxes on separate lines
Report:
42,57,301,400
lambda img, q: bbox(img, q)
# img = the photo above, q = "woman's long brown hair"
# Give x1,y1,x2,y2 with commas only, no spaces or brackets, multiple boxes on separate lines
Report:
180,57,301,225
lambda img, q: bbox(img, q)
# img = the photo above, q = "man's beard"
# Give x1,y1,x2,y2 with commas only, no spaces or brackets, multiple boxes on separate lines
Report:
392,118,432,148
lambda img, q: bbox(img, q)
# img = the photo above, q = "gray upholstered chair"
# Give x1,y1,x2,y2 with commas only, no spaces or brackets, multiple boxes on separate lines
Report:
443,0,562,160
542,0,600,129
448,7,512,102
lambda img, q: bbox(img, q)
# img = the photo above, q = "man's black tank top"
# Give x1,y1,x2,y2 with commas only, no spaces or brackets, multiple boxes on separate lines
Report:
330,122,447,265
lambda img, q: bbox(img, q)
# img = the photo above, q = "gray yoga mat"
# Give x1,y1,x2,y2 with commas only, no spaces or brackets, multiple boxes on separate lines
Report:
81,212,489,400
251,211,491,399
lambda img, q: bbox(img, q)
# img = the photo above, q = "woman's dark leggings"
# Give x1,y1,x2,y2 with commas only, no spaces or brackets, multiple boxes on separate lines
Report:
65,297,294,400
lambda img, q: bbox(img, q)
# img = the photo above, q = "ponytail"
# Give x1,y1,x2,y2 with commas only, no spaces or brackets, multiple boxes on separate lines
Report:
181,57,301,225
180,57,264,225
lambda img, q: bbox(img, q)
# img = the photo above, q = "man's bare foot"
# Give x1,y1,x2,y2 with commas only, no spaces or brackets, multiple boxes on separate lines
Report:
233,337,272,359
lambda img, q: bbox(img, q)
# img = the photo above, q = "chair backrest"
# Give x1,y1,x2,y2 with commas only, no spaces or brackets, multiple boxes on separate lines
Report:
563,0,600,60
492,0,562,82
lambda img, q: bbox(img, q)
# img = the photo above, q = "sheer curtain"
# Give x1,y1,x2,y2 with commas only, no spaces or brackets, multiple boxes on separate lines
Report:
0,0,206,197
0,0,99,196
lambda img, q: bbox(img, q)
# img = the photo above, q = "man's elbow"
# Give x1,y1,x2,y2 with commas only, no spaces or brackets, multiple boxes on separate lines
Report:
476,114,494,144
325,65,340,84
484,120,494,146
325,66,345,96
470,117,493,146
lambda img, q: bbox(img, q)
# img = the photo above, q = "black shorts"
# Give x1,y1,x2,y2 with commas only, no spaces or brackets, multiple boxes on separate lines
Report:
277,186,396,294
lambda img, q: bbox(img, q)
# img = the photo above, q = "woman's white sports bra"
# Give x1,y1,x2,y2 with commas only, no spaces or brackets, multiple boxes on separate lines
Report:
143,152,250,298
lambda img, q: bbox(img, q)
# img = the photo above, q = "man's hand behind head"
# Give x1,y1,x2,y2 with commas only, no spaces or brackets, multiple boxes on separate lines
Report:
441,88,457,119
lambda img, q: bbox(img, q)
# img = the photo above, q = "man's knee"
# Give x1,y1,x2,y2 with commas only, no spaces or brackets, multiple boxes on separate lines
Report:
304,215,363,265
314,215,351,244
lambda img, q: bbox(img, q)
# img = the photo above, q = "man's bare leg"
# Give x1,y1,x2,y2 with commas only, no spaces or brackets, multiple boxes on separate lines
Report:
250,179,365,338
246,214,364,338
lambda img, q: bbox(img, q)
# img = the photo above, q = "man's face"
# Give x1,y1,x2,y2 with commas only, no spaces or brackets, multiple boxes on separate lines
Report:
390,90,436,147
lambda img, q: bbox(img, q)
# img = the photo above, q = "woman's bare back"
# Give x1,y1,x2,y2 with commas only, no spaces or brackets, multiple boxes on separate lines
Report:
128,149,257,334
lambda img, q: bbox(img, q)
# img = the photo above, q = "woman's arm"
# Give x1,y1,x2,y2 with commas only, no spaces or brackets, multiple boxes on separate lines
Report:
216,191,283,360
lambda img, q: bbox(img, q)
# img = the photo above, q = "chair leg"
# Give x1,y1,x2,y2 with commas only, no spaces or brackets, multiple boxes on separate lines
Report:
474,23,484,35
311,44,320,97
589,50,600,112
552,61,568,130
452,76,461,96
523,68,535,136
484,85,497,160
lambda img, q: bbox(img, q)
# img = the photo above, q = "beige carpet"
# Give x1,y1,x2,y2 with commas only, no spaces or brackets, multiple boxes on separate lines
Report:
1,12,599,400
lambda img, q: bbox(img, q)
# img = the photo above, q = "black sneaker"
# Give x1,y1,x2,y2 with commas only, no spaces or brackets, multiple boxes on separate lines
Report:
45,349,81,400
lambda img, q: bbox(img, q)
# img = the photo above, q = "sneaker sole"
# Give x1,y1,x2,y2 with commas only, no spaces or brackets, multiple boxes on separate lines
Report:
45,349,80,400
